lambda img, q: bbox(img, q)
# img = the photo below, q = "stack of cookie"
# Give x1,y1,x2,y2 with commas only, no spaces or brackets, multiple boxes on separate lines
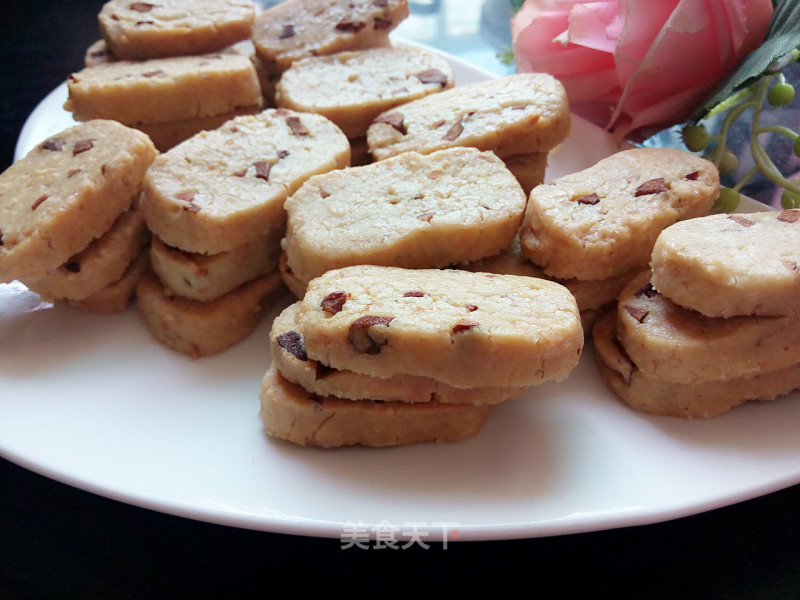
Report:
259,265,584,447
462,235,634,333
280,146,527,296
501,147,720,331
594,209,800,418
136,108,351,357
65,0,264,151
275,44,455,165
365,72,572,194
0,120,157,314
251,0,410,104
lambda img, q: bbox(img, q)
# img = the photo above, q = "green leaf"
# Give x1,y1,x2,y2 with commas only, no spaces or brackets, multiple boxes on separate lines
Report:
689,0,800,122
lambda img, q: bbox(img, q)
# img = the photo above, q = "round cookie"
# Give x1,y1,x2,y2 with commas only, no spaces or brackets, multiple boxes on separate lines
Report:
650,209,800,317
282,147,527,287
296,265,584,389
259,364,489,448
139,109,350,255
98,0,256,60
518,148,719,281
0,120,157,284
271,302,526,404
616,270,800,384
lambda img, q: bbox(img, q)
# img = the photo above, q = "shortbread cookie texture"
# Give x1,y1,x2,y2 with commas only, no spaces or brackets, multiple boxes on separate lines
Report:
616,270,800,384
252,0,409,72
593,311,800,419
26,210,150,301
136,270,286,358
259,364,489,447
0,120,157,283
502,152,548,196
150,228,282,302
98,0,256,60
366,73,570,161
135,105,263,152
296,266,583,388
650,209,800,317
276,45,454,138
64,53,263,126
271,303,525,404
282,147,526,286
68,250,150,315
463,235,637,313
140,109,350,255
519,148,719,281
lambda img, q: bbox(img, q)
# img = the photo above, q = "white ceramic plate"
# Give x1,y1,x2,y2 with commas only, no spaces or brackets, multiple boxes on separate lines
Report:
4,44,799,543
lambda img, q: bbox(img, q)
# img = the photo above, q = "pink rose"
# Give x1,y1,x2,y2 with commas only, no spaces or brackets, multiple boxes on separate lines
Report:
511,0,773,142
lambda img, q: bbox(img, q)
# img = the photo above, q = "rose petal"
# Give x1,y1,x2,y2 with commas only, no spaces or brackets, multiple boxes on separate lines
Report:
567,1,621,54
609,0,772,139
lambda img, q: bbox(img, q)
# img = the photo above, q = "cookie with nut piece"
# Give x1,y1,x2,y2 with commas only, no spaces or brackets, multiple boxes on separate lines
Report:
271,302,526,404
0,119,157,284
98,0,256,60
650,209,800,317
593,310,800,418
294,265,583,389
139,108,350,255
275,44,455,139
136,269,286,358
281,146,527,292
258,363,490,448
518,148,719,282
251,0,409,73
366,72,570,161
615,270,800,385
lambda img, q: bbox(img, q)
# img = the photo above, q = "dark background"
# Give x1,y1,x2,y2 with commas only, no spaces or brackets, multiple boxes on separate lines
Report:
2,2,800,598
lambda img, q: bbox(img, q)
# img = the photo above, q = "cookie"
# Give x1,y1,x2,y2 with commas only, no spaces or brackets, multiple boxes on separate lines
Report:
518,148,719,281
139,109,350,255
258,364,489,447
149,227,282,302
462,235,641,333
296,265,583,388
616,270,800,384
365,72,570,161
282,147,526,287
593,311,800,419
0,120,157,284
98,0,255,60
134,105,262,152
251,0,408,72
278,251,307,299
85,39,114,66
463,235,637,313
650,209,800,317
64,52,263,126
275,45,454,138
502,152,547,196
136,269,286,357
26,209,150,301
67,250,150,315
271,302,525,404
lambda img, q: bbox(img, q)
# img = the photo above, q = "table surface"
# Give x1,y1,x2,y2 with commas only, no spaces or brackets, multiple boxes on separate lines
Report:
2,1,800,598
